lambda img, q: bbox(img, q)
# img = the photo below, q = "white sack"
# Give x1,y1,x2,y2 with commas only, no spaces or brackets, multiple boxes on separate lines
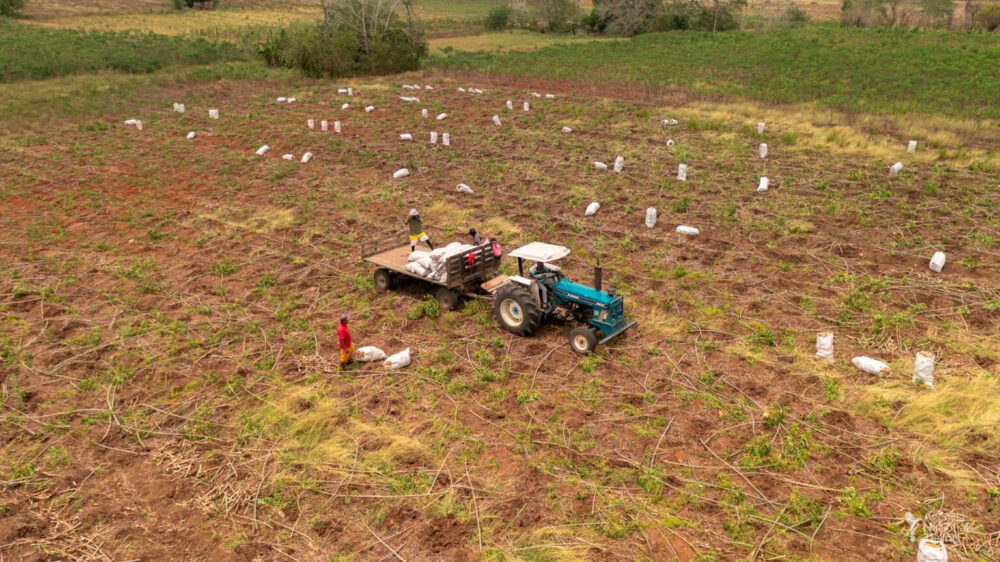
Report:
852,356,891,376
393,168,410,179
917,539,948,562
676,225,699,236
408,251,429,262
341,103,350,110
456,183,473,194
929,251,946,273
523,102,530,112
816,332,834,360
585,202,600,216
281,154,295,161
759,143,768,159
645,207,657,229
593,161,608,171
406,262,429,276
186,131,196,140
355,346,386,362
907,140,917,153
912,352,935,387
506,100,513,110
492,115,502,127
321,120,329,132
301,152,313,163
334,121,342,134
307,119,315,130
890,162,904,174
545,93,555,99
757,122,765,134
365,105,375,113
436,113,448,121
677,163,688,181
666,139,675,147
562,127,573,133
421,108,429,118
430,131,438,144
400,133,413,141
209,109,219,119
256,145,270,156
442,133,450,146
613,156,624,173
757,177,769,192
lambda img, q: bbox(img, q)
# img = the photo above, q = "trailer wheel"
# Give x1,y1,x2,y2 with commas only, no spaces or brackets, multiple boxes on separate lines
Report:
436,288,460,311
568,327,597,355
374,269,395,291
494,285,542,336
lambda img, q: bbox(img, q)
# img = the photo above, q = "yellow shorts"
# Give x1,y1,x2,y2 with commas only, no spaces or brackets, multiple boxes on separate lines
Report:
340,345,354,365
409,232,429,243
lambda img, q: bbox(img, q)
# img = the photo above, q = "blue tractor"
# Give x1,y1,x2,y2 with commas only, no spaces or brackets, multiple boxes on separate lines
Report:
490,242,636,354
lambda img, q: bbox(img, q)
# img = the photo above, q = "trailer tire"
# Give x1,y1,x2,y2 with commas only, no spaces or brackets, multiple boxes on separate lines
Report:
568,327,597,355
437,288,460,311
494,285,542,336
374,269,395,291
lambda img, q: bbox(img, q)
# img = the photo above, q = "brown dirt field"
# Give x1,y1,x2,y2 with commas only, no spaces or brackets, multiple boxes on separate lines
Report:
0,72,998,561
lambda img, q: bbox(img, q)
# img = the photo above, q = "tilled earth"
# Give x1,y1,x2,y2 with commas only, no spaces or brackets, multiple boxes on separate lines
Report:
1,72,998,561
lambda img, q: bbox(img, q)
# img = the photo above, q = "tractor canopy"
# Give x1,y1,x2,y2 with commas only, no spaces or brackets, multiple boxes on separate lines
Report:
508,242,571,264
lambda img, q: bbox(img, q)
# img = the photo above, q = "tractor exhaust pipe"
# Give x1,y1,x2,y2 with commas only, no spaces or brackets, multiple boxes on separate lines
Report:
594,259,603,292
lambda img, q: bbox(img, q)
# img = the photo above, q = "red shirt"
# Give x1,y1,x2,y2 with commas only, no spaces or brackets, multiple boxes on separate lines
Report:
338,323,351,350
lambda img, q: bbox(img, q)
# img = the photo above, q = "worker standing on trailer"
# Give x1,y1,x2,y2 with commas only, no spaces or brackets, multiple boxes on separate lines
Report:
469,228,483,246
406,209,434,252
338,315,354,370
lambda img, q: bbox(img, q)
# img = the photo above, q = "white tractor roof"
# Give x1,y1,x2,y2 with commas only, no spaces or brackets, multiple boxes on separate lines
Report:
508,242,571,263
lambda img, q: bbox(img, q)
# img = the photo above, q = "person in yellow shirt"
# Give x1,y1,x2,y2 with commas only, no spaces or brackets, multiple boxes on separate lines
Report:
406,209,434,252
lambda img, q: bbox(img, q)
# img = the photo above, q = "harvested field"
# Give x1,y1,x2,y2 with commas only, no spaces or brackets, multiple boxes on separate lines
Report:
1,67,998,562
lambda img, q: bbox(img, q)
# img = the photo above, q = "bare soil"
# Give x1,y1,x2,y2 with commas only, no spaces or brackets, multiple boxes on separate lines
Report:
0,74,997,561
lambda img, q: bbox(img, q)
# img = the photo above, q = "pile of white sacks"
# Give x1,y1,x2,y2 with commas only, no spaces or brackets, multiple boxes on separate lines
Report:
405,242,475,283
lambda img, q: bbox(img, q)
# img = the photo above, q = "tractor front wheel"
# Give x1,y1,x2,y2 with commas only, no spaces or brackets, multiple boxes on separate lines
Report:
568,327,597,355
494,285,542,336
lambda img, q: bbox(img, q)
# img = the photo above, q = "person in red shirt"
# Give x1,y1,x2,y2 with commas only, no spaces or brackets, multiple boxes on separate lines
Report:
338,315,353,370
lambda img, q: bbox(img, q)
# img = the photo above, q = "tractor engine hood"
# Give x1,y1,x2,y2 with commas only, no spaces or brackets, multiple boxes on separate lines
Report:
551,278,617,308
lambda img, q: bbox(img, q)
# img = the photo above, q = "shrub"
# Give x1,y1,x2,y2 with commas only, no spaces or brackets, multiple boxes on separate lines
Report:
484,5,514,30
783,5,810,23
0,0,26,18
581,8,612,32
977,3,1000,30
258,7,427,78
659,0,748,31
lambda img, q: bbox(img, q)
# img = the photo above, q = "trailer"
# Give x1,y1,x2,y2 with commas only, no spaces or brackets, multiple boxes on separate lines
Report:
362,236,502,311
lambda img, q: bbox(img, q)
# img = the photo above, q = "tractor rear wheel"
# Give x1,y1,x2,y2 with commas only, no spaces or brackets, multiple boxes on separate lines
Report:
494,285,542,336
568,327,597,355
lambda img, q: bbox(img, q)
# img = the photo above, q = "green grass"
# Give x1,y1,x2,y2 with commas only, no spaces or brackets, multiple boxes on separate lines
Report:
0,19,246,82
433,23,1000,121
